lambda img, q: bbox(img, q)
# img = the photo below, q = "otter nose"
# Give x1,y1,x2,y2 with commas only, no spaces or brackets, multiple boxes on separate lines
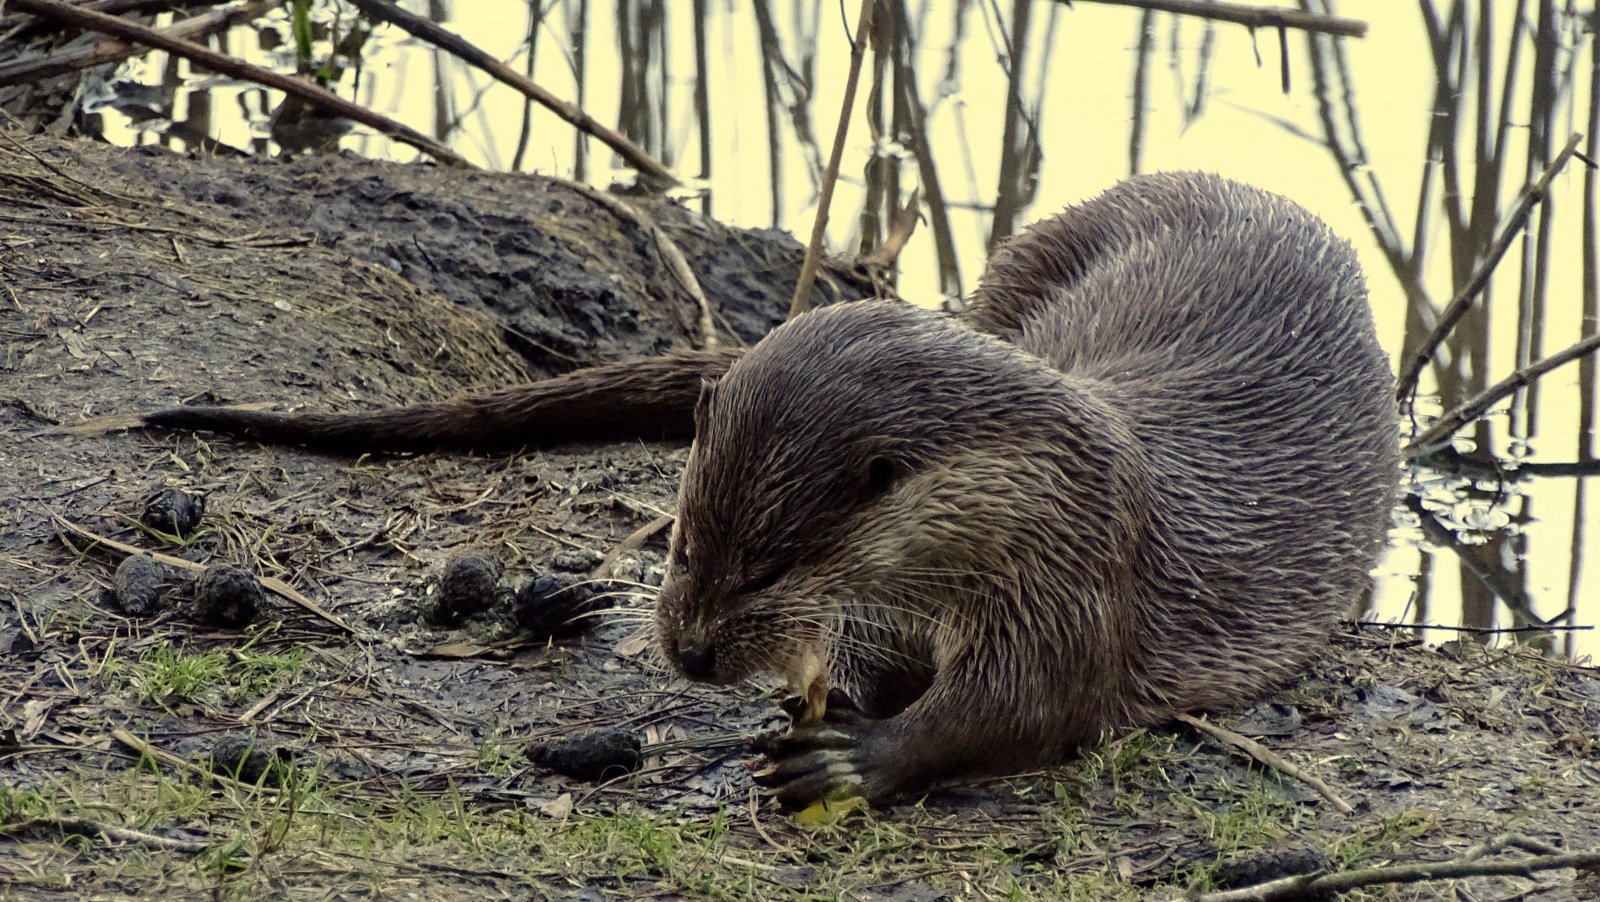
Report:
676,642,717,681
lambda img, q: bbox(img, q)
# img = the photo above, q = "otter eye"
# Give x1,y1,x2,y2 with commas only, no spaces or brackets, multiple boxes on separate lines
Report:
740,569,784,595
865,455,900,497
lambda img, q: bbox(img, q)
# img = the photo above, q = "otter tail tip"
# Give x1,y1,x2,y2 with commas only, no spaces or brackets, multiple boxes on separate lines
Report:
57,413,147,436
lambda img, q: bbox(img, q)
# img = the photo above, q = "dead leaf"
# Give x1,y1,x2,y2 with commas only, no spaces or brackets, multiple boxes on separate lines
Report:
538,793,573,821
616,635,651,657
425,641,492,658
22,700,50,740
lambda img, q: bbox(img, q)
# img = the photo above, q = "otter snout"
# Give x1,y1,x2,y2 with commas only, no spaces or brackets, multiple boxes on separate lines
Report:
674,640,718,682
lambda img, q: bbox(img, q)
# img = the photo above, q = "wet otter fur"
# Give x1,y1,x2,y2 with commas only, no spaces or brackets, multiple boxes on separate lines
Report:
125,172,1399,807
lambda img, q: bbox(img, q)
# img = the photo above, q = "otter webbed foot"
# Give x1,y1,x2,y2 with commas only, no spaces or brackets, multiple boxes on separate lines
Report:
753,689,898,808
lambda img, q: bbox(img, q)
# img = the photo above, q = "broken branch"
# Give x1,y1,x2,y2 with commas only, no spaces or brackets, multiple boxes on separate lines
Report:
6,0,471,167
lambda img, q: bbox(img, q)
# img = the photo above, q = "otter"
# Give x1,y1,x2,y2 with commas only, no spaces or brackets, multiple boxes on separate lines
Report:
122,172,1399,808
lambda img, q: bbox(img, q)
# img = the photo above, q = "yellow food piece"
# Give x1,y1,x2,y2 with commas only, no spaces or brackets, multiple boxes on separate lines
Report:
794,795,868,824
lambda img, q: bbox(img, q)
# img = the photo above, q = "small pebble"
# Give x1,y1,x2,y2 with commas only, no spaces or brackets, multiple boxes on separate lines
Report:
526,729,642,782
193,562,262,628
140,488,206,537
114,554,172,617
435,549,504,626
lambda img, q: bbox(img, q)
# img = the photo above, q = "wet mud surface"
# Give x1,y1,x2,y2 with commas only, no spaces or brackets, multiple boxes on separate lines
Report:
1,133,1598,900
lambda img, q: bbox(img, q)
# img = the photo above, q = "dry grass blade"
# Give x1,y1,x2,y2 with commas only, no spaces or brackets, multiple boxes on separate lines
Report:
1175,713,1355,815
593,514,674,582
567,184,717,348
1191,840,1600,901
3,815,208,853
110,728,263,794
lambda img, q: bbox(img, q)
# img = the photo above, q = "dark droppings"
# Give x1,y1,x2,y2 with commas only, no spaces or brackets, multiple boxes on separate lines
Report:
208,732,294,785
139,487,206,537
515,570,607,640
1212,847,1336,891
434,549,505,627
112,554,173,617
526,728,643,782
192,562,263,628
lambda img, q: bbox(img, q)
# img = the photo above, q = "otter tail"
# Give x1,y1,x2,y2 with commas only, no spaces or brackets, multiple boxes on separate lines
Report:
135,348,744,453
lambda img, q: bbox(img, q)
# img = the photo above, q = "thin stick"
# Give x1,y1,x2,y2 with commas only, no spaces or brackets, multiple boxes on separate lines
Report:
6,0,470,168
344,0,675,185
1359,621,1590,634
890,0,960,297
1395,132,1583,401
987,0,1034,251
0,0,284,85
50,512,356,634
4,816,208,853
1175,713,1355,815
1129,10,1156,176
1401,496,1550,629
1407,330,1600,456
1059,0,1365,37
788,0,878,319
1195,843,1600,901
111,728,262,793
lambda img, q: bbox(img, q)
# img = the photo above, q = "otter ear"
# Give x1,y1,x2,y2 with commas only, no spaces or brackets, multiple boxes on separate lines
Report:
693,378,718,431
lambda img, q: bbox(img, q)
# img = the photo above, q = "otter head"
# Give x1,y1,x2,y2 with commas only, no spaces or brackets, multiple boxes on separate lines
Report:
652,300,1063,690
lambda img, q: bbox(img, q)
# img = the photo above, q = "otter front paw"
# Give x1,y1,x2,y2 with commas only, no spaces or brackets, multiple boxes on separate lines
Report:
752,692,895,808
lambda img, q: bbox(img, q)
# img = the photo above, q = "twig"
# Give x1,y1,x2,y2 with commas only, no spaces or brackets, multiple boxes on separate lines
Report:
888,5,961,298
1129,10,1156,176
1411,448,1600,480
856,185,921,268
0,0,283,85
49,512,356,634
789,0,877,319
1193,839,1600,901
988,0,1035,251
1060,0,1364,37
1395,132,1583,402
1401,496,1550,629
5,0,470,168
111,727,262,793
1406,331,1600,457
342,0,675,185
3,815,208,853
1358,621,1591,635
1175,713,1355,815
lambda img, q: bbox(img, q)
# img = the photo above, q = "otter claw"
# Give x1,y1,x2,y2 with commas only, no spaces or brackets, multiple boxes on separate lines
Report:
752,743,866,809
776,687,865,725
753,713,885,809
